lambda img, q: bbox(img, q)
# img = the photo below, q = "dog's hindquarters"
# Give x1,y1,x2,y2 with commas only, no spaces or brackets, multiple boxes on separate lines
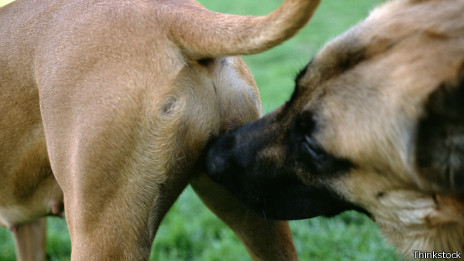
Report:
1,0,320,259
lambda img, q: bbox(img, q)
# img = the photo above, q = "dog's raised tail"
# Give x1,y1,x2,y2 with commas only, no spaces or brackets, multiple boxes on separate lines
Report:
168,0,321,59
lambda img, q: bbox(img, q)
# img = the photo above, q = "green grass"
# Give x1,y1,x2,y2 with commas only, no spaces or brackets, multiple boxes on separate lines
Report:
0,0,13,7
0,0,403,260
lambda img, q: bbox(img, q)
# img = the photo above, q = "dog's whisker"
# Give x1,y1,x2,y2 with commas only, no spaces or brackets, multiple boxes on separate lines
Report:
261,199,271,233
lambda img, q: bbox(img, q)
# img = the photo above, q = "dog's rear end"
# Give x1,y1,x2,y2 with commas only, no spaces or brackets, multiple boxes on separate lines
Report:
0,0,321,260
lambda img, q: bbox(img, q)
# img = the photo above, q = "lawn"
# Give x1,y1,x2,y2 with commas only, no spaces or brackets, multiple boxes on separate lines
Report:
0,0,403,260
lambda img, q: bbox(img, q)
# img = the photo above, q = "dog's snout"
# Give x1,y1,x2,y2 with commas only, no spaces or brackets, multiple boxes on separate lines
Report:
205,132,248,183
205,135,234,181
221,133,237,150
206,150,227,180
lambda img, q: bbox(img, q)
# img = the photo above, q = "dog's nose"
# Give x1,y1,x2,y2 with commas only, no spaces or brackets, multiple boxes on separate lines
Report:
205,152,227,180
205,133,237,180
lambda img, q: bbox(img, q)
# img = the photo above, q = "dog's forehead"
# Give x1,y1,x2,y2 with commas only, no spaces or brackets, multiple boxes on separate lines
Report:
298,0,464,84
292,0,464,167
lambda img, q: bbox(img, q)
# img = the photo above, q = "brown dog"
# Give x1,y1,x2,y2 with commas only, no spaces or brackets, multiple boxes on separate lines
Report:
206,0,464,259
0,0,322,260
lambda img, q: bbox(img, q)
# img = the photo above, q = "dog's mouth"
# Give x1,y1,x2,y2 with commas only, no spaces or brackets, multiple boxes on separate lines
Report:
246,184,365,220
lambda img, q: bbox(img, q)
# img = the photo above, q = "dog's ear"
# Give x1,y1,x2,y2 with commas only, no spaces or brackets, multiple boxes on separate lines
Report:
415,63,464,194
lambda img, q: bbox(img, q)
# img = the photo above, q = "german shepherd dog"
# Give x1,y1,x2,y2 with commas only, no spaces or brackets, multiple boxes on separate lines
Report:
206,0,464,259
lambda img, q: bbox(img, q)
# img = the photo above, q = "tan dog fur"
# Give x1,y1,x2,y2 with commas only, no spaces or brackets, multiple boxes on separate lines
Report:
11,219,47,261
310,0,464,255
0,0,321,260
205,0,464,259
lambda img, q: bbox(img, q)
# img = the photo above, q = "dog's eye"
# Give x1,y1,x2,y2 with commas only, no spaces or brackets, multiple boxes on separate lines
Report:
301,135,324,160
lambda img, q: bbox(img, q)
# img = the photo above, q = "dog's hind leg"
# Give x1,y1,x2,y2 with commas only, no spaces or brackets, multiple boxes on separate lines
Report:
45,137,186,260
12,218,47,261
39,77,197,260
191,173,297,261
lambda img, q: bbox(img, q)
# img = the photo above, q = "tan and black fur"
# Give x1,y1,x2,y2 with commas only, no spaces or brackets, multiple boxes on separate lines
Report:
0,0,321,260
206,0,464,258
